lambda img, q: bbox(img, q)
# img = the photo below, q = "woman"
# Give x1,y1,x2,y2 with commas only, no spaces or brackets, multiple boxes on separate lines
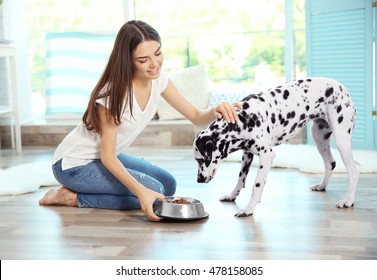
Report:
39,20,238,221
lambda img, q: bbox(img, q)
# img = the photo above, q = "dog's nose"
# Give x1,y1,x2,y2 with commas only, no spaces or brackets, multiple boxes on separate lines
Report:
197,174,206,183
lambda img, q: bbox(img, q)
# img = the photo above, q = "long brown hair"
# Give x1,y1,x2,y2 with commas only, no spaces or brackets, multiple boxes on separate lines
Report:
82,20,161,135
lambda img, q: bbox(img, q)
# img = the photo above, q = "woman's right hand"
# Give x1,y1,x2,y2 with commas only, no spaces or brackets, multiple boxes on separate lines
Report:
139,188,165,221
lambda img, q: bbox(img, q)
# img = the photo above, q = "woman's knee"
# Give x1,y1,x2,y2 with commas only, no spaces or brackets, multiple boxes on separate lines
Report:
163,173,176,196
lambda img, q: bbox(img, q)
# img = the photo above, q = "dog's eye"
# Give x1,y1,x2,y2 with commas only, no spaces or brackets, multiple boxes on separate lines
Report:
196,158,205,165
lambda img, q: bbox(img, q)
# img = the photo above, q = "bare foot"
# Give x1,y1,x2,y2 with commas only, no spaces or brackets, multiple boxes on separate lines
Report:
39,186,78,207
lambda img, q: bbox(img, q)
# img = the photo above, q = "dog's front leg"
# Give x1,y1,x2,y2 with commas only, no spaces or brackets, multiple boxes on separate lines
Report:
236,149,275,217
220,151,254,202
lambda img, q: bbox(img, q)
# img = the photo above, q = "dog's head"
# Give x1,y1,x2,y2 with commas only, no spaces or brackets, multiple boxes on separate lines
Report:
194,131,222,183
194,112,245,183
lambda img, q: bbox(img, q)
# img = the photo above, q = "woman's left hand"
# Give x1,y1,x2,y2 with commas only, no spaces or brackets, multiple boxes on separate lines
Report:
214,102,242,123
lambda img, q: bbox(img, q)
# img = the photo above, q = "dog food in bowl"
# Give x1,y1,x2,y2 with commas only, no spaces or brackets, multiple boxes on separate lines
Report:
170,198,192,204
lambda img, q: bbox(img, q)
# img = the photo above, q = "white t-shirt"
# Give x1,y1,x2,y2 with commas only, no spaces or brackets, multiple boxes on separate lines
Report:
53,70,169,170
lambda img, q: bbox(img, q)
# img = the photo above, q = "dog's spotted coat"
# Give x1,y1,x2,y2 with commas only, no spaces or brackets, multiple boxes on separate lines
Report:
194,77,359,217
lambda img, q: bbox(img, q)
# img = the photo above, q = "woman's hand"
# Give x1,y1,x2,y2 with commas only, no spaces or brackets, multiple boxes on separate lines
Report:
214,102,242,123
138,188,165,222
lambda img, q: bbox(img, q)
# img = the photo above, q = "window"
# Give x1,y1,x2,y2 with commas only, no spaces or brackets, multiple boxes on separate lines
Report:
25,0,305,118
135,0,306,85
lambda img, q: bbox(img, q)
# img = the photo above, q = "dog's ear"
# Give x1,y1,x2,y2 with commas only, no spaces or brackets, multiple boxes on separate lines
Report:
195,135,215,166
204,140,214,167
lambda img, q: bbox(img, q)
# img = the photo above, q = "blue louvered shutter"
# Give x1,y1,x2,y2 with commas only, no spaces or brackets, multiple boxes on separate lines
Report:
306,0,374,149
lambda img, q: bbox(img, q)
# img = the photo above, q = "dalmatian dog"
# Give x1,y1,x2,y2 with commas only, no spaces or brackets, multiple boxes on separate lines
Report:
194,77,359,217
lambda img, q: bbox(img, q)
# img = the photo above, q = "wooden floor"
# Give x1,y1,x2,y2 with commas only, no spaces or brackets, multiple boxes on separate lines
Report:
0,146,376,260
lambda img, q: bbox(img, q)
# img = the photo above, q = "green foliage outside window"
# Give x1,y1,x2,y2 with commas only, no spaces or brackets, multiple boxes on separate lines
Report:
25,0,305,111
136,0,306,84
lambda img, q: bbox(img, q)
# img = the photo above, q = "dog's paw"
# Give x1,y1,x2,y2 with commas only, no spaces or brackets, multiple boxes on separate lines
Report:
336,199,354,208
235,209,254,217
311,184,327,191
220,194,236,202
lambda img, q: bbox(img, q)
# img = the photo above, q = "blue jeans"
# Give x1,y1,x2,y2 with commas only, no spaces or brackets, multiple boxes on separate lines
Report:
52,153,176,210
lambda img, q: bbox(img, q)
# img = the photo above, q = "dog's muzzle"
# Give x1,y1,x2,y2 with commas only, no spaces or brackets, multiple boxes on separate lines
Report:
197,164,218,183
197,173,207,183
197,173,214,183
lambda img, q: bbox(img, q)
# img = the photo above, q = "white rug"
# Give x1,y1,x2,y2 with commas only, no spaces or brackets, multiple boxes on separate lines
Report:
225,144,377,174
0,161,59,196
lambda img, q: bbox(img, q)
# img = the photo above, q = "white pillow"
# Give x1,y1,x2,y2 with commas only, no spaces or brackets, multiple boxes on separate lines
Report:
157,65,210,120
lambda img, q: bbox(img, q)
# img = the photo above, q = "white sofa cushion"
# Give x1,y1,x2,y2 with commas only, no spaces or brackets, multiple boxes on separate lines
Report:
157,65,210,120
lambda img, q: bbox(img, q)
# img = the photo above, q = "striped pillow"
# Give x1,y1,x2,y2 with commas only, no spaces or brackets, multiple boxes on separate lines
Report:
44,32,115,119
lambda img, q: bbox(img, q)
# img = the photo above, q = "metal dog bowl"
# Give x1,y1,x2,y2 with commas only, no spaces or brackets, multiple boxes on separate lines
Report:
153,196,209,221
